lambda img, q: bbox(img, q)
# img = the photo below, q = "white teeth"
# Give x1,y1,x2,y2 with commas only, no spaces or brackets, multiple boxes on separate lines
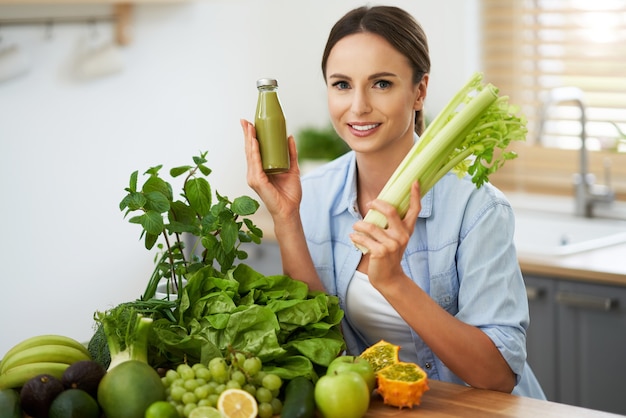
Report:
351,124,378,131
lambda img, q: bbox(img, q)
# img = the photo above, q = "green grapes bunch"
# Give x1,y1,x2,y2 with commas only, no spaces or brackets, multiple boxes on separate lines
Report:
161,350,283,418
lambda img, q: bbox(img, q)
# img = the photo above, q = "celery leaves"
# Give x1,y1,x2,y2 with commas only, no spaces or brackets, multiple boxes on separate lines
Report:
360,72,527,239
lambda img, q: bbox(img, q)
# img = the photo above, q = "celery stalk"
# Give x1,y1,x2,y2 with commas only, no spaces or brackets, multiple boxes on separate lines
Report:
357,73,526,253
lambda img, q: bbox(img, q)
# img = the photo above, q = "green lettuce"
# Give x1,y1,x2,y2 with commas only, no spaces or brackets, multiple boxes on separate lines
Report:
149,263,345,380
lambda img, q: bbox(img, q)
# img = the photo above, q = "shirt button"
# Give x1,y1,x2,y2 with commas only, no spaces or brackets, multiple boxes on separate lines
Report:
424,362,432,370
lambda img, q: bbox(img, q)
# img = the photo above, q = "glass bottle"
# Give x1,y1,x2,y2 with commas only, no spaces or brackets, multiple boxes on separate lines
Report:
255,78,289,174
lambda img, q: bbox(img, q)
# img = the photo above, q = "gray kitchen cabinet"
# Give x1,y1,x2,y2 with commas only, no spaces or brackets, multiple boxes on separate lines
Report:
556,280,626,414
525,275,558,401
525,274,626,415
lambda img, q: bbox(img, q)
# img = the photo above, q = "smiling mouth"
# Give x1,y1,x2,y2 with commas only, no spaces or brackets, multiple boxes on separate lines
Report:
349,123,380,132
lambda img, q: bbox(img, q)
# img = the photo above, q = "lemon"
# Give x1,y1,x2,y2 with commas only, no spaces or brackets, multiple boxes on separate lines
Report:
145,400,179,418
189,406,224,418
48,389,99,418
217,388,258,418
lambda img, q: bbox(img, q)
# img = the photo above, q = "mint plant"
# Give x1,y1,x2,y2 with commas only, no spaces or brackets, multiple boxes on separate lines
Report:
119,151,262,300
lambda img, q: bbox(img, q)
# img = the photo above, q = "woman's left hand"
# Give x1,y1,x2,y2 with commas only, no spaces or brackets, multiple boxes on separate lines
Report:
350,181,421,289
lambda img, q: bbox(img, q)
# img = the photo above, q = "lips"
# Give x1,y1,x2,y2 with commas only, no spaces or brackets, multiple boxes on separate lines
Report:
348,123,381,136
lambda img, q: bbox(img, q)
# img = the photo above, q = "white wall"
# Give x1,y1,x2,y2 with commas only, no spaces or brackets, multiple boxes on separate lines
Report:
0,0,479,357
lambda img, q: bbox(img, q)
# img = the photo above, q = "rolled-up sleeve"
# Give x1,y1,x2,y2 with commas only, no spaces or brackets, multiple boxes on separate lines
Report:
455,198,528,383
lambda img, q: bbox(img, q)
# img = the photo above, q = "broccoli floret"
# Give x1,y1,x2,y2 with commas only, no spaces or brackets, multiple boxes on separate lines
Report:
87,324,111,369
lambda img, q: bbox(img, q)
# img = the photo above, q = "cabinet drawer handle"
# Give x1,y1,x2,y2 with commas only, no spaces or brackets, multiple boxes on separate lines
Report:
556,291,619,311
526,286,546,301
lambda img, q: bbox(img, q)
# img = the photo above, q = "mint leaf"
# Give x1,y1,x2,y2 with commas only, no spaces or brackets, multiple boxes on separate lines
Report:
185,177,212,217
140,211,165,235
232,196,260,216
143,174,172,201
144,191,170,213
170,165,192,177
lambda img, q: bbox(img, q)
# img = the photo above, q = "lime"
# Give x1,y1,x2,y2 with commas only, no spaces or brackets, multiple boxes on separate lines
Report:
145,400,179,418
189,406,224,418
48,389,99,418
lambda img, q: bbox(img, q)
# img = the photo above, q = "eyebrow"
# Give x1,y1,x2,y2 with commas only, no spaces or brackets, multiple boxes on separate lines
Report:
328,71,398,81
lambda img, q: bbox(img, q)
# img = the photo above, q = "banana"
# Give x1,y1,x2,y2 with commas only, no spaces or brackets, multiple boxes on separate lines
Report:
1,334,90,364
0,362,69,390
0,344,91,375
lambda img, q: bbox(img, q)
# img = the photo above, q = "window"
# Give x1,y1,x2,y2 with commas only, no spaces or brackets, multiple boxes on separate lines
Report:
481,0,626,198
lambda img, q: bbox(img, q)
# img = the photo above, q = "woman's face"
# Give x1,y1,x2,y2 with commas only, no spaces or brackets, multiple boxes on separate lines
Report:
325,32,427,156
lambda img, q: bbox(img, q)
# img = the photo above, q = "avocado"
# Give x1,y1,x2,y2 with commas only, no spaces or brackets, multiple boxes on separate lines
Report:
62,360,106,399
48,389,100,418
19,374,65,418
0,388,23,418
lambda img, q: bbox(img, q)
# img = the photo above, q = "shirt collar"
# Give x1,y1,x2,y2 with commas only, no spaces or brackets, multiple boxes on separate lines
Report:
333,137,433,219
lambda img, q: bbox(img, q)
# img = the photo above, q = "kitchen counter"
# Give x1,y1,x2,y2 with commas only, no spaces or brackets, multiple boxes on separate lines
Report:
365,380,622,417
518,243,626,287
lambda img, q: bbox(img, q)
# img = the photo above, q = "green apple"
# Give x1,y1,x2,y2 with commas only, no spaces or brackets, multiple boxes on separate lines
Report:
327,355,376,393
314,371,370,418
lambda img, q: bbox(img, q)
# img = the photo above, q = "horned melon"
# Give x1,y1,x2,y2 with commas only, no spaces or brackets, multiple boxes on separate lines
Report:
359,340,429,408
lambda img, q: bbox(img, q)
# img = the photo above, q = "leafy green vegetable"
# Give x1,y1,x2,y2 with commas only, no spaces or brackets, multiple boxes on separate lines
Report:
119,151,262,300
148,264,345,380
360,72,527,239
99,152,346,381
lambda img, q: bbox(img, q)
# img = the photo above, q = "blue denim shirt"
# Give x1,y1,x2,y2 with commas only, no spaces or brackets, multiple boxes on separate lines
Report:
299,150,546,399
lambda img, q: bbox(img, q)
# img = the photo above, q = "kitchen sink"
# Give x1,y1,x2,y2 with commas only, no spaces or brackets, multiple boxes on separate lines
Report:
513,208,626,256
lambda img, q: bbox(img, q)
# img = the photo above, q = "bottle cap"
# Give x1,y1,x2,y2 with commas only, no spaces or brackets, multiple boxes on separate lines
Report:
256,78,278,88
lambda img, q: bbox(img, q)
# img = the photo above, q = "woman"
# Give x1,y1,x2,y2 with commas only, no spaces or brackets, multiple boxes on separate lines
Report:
242,5,545,399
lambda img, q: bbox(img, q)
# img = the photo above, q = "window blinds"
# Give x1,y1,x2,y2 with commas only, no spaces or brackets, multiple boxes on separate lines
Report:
481,0,626,152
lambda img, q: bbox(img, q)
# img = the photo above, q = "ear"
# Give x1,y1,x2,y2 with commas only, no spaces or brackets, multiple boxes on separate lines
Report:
413,73,429,111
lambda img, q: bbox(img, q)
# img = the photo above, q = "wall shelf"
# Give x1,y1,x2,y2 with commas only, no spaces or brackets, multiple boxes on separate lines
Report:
0,0,186,3
0,1,187,45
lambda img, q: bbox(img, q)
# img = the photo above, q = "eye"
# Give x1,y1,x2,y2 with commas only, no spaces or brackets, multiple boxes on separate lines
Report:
374,80,392,89
332,80,351,90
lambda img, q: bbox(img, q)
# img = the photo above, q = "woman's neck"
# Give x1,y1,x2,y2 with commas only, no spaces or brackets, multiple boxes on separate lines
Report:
354,139,414,213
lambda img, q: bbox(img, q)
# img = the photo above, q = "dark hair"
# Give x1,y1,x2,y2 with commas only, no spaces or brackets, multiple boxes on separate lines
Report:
321,6,431,135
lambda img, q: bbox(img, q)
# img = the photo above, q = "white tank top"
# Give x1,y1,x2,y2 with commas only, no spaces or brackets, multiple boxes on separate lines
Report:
345,270,419,364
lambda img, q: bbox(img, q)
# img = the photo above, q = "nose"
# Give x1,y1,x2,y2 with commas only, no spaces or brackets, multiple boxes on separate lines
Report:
350,89,372,116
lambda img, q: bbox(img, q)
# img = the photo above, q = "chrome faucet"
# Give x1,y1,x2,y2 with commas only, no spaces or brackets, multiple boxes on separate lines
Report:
537,87,614,217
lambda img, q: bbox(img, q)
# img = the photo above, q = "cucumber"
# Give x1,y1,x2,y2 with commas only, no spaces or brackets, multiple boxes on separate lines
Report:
0,388,23,418
281,376,316,418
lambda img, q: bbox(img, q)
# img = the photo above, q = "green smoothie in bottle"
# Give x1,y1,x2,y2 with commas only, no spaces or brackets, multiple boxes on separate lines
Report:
255,78,289,174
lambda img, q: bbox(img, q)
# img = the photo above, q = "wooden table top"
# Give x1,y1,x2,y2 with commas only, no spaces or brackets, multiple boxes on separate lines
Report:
364,380,623,417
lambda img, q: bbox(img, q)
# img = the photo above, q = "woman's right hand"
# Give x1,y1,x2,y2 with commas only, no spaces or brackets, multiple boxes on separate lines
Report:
241,119,302,220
